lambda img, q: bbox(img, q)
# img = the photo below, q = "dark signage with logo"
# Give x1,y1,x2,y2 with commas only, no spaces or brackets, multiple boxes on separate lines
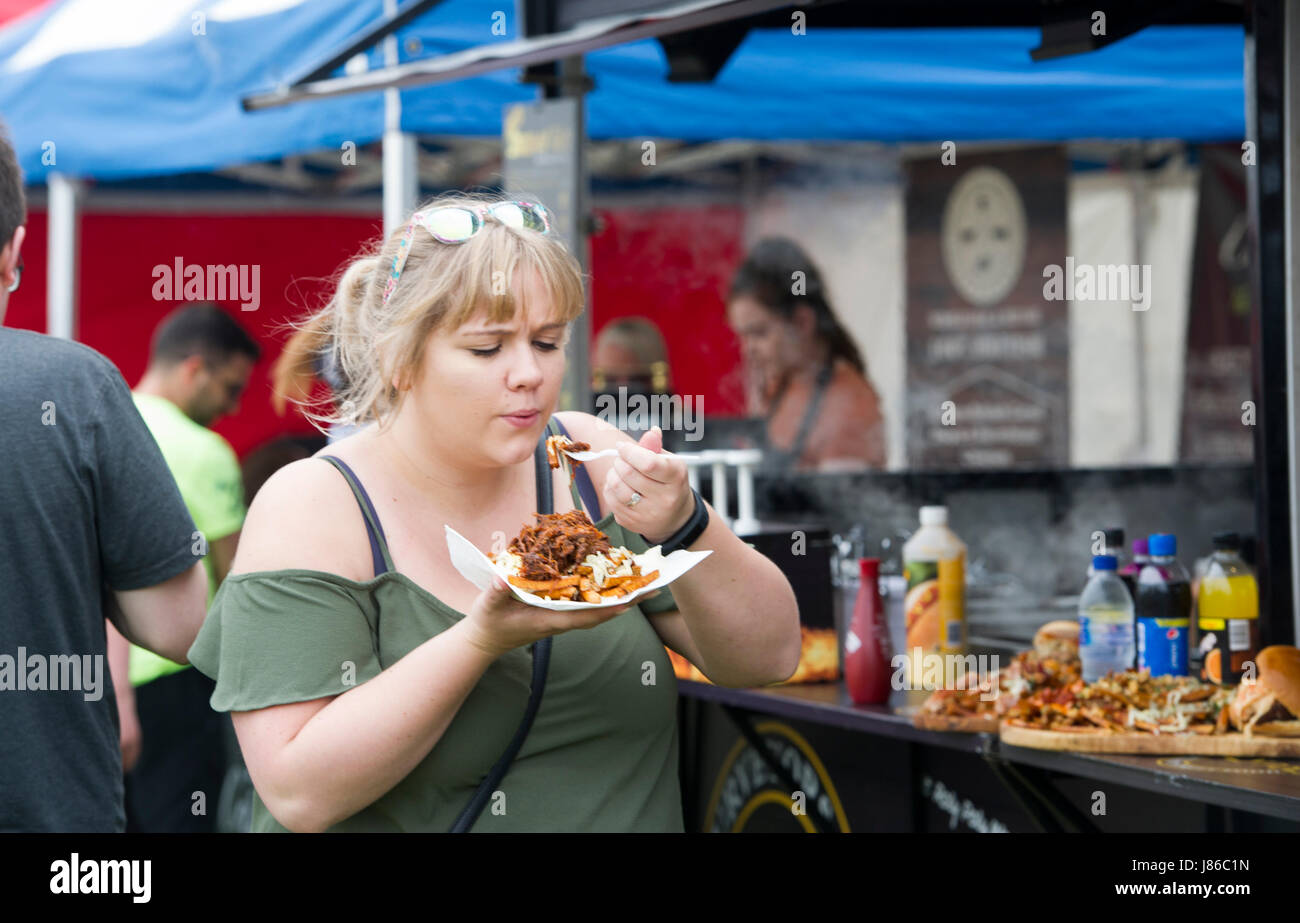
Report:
905,149,1070,469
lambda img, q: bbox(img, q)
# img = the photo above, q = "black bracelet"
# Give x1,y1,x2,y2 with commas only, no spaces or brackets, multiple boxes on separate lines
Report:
645,488,709,554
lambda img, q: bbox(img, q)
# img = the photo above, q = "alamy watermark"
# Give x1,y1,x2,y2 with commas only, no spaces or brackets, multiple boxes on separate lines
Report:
594,386,702,441
1042,257,1151,311
0,648,104,701
152,257,261,311
50,853,150,903
891,648,1001,701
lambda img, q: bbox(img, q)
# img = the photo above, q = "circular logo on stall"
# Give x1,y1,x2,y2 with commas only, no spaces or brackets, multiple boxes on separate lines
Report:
940,166,1027,307
703,721,850,832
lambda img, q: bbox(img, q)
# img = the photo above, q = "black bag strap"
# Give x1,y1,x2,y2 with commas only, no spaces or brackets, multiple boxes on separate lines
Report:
449,421,557,832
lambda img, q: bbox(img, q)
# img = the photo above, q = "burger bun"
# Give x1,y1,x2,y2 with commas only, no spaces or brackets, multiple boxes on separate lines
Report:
1228,645,1300,736
1033,620,1080,662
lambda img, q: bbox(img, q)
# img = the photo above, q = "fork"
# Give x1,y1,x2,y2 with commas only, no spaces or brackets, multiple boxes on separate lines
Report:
562,447,619,462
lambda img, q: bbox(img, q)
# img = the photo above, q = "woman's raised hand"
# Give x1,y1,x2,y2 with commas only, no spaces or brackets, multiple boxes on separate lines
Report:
602,426,694,545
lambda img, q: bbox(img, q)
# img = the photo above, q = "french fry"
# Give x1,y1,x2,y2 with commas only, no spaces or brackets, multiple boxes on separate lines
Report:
578,578,602,603
508,576,580,591
617,571,659,594
621,572,660,592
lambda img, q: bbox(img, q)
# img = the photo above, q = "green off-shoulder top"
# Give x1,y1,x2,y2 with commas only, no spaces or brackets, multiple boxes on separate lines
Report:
187,419,683,833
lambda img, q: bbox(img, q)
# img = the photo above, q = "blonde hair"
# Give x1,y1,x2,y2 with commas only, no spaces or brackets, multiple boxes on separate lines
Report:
273,193,585,432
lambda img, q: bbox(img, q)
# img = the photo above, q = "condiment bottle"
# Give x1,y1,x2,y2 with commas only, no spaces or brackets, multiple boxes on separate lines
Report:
846,558,892,705
901,506,967,686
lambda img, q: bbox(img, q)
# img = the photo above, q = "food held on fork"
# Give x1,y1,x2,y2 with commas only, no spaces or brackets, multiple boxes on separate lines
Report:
545,435,591,470
490,509,662,602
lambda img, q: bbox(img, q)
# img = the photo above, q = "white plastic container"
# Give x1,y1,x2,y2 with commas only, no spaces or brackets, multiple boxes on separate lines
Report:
901,506,967,684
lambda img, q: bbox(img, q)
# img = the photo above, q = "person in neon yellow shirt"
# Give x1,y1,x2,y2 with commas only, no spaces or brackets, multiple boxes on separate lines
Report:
127,394,245,680
105,303,258,832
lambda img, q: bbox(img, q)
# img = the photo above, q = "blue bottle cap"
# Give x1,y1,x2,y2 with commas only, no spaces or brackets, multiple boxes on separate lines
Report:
1092,554,1117,571
1148,533,1176,557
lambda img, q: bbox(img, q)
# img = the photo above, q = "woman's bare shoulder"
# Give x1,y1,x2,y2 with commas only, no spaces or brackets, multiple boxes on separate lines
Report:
828,359,883,419
229,457,372,581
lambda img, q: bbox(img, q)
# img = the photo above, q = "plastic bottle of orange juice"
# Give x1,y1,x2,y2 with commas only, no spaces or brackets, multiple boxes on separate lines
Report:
902,506,967,687
1196,532,1259,685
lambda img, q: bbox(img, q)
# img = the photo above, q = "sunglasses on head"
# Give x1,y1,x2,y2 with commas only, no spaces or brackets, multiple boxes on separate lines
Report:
381,201,553,306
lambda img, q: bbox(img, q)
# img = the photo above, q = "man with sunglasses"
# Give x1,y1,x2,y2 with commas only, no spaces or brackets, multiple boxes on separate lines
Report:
0,124,209,832
105,302,259,831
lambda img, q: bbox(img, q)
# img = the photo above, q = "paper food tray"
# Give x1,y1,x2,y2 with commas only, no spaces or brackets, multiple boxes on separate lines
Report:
445,524,712,611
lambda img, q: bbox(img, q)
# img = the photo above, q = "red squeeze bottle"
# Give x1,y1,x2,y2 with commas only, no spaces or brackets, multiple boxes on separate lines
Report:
846,558,892,705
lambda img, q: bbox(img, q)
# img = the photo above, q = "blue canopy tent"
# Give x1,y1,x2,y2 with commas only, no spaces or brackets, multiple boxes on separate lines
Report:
447,24,1246,143
0,0,533,183
0,0,1244,339
0,0,1243,184
0,0,537,336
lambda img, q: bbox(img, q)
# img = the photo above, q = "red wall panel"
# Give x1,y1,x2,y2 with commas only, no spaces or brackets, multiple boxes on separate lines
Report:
8,210,382,456
588,204,747,415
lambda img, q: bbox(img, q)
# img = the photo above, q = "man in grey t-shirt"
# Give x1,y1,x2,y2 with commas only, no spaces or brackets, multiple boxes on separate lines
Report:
0,125,209,831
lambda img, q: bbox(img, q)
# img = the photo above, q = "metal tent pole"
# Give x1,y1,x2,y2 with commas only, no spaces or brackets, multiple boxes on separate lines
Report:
559,54,591,414
382,0,418,235
46,173,80,340
1246,0,1296,645
1284,0,1300,644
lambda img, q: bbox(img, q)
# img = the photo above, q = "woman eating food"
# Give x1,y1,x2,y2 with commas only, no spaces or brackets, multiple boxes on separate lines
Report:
187,195,801,832
727,236,887,472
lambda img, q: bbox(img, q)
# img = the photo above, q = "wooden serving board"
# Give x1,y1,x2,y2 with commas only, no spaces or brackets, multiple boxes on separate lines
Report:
1000,721,1300,757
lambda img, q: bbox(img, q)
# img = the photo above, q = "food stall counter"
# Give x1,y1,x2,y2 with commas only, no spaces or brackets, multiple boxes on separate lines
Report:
676,677,1300,830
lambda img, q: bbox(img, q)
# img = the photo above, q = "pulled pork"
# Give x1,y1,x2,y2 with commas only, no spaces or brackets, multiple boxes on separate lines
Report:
508,510,613,580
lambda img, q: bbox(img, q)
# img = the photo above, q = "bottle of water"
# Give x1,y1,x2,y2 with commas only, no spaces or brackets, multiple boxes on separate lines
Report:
1078,554,1136,682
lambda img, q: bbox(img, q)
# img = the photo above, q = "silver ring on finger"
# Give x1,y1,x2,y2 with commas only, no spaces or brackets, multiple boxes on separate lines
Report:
626,491,643,509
